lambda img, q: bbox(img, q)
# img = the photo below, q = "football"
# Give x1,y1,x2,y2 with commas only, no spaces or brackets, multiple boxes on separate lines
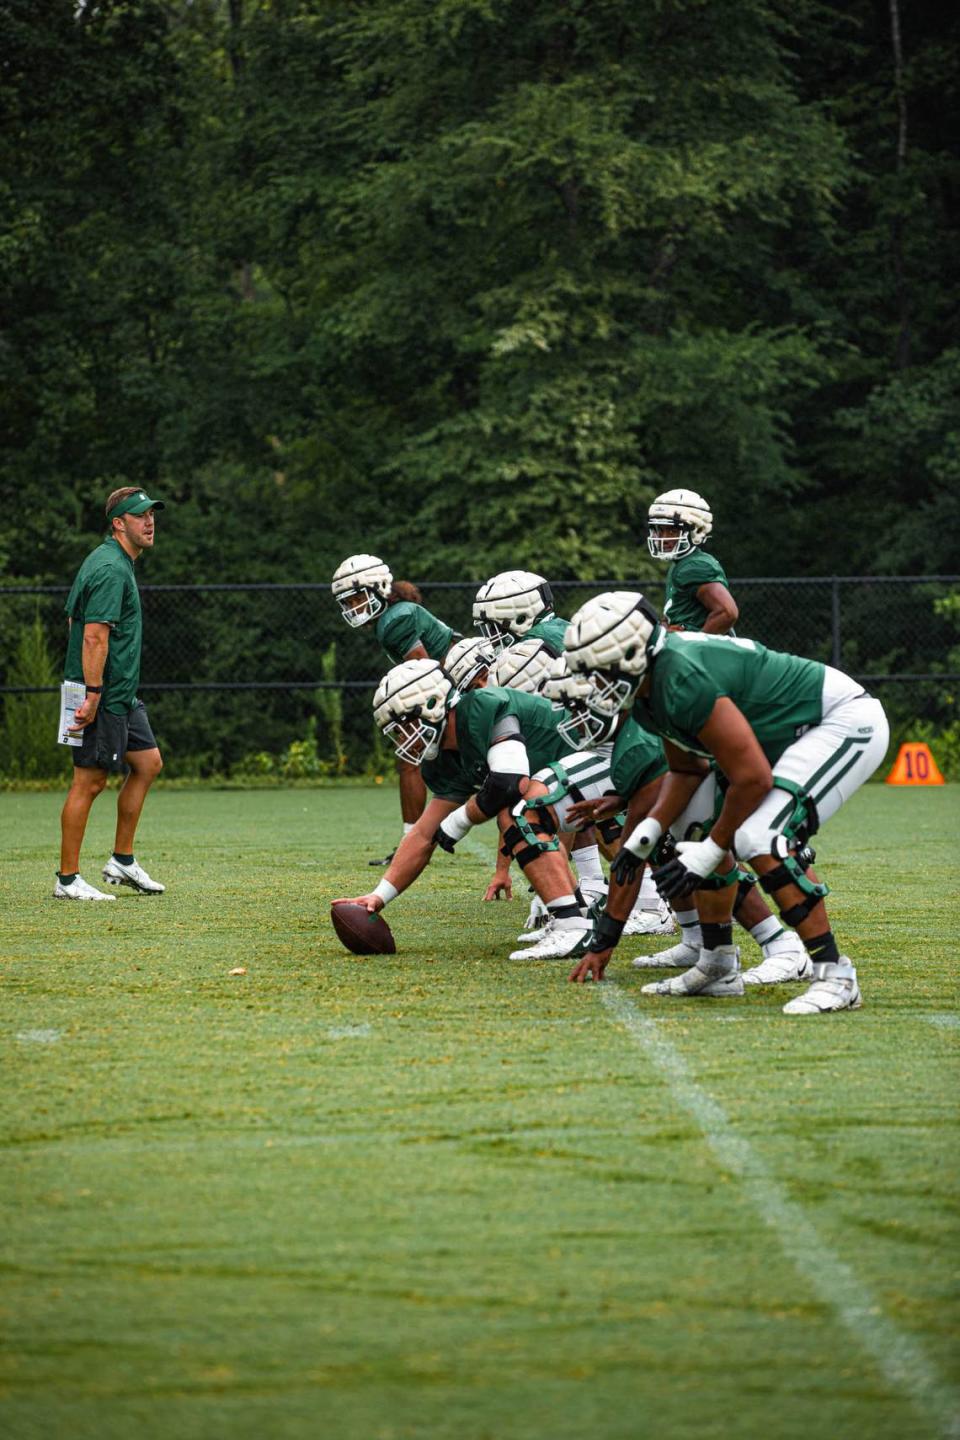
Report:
330,901,397,956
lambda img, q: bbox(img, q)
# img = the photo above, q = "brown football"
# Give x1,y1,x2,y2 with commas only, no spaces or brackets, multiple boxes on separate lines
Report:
330,901,397,956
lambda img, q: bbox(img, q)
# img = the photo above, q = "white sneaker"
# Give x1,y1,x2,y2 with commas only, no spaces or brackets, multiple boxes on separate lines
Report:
515,917,554,944
53,874,117,901
782,961,862,1015
579,882,609,908
509,920,593,961
641,946,744,998
742,933,814,986
102,857,166,894
623,899,675,937
631,938,700,970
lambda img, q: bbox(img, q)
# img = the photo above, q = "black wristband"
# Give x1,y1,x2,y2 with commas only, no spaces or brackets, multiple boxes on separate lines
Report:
594,912,625,950
85,685,103,694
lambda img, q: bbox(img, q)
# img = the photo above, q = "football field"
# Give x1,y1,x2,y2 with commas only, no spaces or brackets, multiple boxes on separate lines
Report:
2,784,958,1440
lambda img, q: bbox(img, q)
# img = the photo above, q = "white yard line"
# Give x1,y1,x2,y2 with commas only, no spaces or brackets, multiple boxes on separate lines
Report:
600,982,960,1440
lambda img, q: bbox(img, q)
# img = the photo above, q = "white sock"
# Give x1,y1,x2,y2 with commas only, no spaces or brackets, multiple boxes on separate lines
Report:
574,844,603,886
402,822,415,836
749,915,783,946
638,871,661,909
676,908,702,947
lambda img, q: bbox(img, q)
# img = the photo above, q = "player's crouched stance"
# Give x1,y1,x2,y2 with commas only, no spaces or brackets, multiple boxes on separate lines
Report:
564,593,889,1015
333,659,608,959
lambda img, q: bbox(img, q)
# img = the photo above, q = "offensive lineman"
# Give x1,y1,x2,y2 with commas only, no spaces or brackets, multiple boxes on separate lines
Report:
473,570,569,656
331,554,460,864
563,592,889,1014
334,660,610,960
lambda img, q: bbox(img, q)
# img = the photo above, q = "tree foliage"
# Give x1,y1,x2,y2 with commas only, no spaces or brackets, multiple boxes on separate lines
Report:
2,0,957,589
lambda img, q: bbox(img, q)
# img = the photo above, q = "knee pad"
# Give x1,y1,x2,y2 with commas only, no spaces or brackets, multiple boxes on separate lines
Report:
732,869,758,919
476,771,527,819
501,805,560,870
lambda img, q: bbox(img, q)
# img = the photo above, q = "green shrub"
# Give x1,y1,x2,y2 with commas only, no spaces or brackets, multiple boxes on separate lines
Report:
314,641,347,773
0,614,70,781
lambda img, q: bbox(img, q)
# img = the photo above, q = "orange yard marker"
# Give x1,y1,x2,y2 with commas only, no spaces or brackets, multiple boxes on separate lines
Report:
885,742,945,786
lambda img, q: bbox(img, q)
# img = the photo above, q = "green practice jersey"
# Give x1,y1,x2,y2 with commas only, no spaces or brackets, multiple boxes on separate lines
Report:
375,601,456,665
525,614,570,656
663,549,731,631
64,539,142,714
422,686,573,802
633,632,825,766
609,717,668,799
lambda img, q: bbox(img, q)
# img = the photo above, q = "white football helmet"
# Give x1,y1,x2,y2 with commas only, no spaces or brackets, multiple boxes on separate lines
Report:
564,591,660,715
489,638,555,695
331,553,393,627
473,570,554,653
372,659,454,764
444,636,495,694
541,657,619,750
647,489,713,561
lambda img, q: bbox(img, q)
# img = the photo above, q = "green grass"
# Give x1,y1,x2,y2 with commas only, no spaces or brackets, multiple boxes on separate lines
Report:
1,785,958,1440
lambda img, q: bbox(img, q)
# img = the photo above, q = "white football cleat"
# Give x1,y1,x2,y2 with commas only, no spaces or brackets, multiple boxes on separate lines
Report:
641,946,744,998
631,938,700,970
515,919,553,944
102,857,166,894
623,899,675,937
782,961,862,1015
53,874,117,901
509,919,593,961
742,933,814,986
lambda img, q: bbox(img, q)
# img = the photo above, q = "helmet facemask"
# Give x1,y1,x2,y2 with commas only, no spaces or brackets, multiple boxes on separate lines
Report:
476,618,513,655
647,523,693,562
556,700,619,751
584,668,639,717
381,714,444,765
646,490,712,562
336,584,388,628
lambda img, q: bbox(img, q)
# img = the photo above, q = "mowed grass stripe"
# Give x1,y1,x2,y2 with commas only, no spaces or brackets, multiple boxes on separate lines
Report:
599,984,960,1440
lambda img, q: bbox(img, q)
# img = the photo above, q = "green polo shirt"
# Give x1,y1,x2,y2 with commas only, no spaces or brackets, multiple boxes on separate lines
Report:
632,632,825,766
375,601,456,665
663,549,731,632
422,687,574,803
64,538,142,713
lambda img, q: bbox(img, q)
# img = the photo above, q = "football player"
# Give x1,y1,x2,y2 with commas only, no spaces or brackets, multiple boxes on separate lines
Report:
333,660,613,961
473,570,569,656
647,490,739,635
563,592,889,1014
552,661,810,981
331,554,460,865
486,640,623,939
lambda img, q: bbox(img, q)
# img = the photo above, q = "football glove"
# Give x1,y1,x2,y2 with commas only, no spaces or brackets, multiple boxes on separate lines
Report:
610,818,662,887
652,837,727,899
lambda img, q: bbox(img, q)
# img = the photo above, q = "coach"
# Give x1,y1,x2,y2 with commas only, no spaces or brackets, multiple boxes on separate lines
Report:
55,487,167,900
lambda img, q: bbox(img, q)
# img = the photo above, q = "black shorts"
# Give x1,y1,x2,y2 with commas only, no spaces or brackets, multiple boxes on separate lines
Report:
73,699,158,773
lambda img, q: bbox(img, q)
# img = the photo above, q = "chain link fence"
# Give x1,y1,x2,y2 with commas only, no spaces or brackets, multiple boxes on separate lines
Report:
2,576,958,776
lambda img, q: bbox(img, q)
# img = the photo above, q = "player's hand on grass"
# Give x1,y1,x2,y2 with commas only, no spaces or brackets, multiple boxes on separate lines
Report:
484,874,513,902
332,892,384,913
568,947,613,984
